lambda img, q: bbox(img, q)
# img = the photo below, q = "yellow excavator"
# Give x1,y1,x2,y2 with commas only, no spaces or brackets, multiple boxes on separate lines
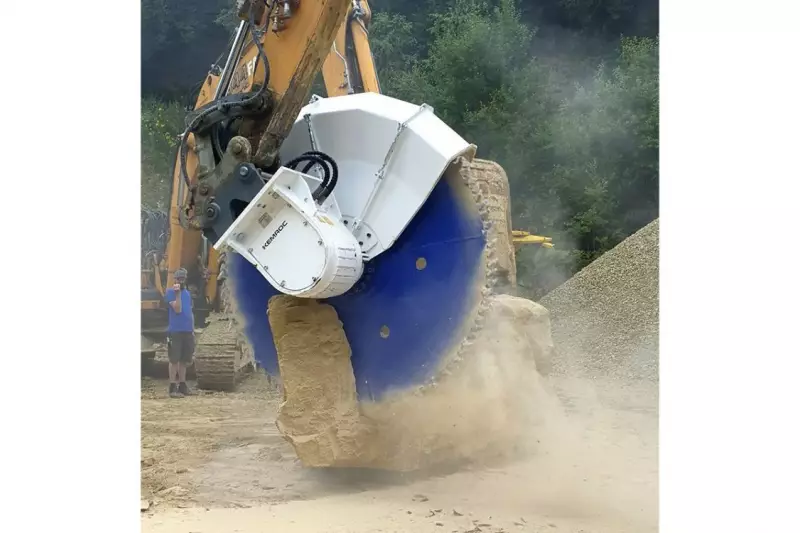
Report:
143,0,555,467
140,0,553,391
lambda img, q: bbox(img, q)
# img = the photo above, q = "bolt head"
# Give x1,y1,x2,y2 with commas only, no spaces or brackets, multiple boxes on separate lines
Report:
239,166,249,176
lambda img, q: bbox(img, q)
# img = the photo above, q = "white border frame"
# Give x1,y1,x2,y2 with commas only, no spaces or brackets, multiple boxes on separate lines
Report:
2,1,799,531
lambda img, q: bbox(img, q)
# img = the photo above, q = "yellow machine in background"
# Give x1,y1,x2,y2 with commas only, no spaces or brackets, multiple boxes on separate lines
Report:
512,230,554,249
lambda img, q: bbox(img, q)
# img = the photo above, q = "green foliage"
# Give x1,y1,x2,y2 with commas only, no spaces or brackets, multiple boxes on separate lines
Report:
370,12,420,92
142,0,237,97
549,36,659,257
386,0,537,130
142,0,232,66
141,98,185,209
555,0,658,37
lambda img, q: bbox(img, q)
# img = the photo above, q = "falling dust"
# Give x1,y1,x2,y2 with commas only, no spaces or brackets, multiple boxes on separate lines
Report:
349,290,658,532
143,291,658,532
260,157,570,472
354,294,564,471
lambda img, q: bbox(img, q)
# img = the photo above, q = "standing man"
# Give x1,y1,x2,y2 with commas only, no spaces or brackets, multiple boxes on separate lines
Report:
165,268,195,398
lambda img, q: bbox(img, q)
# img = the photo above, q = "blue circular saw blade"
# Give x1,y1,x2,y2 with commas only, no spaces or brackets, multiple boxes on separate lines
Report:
231,169,486,401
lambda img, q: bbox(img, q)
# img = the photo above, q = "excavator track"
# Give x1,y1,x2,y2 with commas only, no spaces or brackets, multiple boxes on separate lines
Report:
194,260,256,391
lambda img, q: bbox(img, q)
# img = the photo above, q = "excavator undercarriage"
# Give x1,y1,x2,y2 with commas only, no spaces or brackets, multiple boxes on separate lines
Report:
193,262,256,391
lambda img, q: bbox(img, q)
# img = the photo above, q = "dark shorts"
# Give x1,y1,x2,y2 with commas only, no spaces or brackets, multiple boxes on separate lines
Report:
167,331,195,364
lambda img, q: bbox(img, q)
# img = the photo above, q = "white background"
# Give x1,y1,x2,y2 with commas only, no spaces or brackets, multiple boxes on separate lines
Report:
2,0,799,531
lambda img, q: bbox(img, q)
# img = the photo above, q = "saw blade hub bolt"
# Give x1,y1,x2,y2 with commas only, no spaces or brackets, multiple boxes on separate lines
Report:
239,166,249,177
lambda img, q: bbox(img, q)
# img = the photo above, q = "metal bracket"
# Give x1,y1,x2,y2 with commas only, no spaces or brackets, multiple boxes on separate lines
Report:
303,113,318,151
186,91,272,135
352,104,431,232
199,159,272,245
187,136,261,240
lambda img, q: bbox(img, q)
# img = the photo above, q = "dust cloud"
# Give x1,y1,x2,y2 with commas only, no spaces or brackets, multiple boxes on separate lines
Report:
356,293,658,533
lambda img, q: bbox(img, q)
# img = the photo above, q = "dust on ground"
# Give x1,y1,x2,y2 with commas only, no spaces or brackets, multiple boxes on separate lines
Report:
141,370,657,532
141,373,300,508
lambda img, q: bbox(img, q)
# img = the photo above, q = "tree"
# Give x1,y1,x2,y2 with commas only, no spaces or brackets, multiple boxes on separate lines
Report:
548,36,659,264
141,0,234,98
141,98,185,209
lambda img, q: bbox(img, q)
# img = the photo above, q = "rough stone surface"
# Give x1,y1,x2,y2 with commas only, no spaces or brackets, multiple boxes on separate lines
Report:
267,296,366,467
269,293,560,471
540,218,659,382
469,158,517,289
490,294,555,376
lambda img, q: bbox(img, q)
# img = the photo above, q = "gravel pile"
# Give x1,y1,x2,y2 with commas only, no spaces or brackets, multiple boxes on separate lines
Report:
539,218,659,382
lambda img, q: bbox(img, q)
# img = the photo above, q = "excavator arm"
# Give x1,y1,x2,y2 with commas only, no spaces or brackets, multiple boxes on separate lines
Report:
321,0,380,97
166,0,354,286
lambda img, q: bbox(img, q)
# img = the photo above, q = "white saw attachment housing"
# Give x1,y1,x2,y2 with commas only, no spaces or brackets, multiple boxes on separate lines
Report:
215,167,363,299
214,92,474,299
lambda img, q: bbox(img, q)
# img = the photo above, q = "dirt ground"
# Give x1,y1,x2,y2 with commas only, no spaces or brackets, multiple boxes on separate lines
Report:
141,370,657,533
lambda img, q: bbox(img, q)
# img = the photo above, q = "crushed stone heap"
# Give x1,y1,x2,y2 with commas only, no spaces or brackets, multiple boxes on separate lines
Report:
540,218,659,382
